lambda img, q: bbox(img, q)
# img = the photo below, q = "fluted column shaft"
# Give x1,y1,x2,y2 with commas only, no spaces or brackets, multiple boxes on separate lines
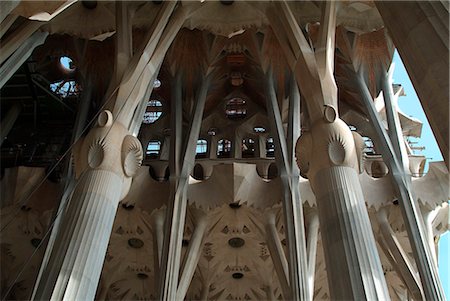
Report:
32,171,122,300
264,212,290,299
51,170,121,301
297,113,390,300
32,110,143,301
177,212,207,300
312,166,389,300
306,211,319,301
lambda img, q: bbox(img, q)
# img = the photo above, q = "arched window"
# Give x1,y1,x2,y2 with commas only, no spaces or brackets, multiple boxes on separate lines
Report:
146,140,161,159
50,80,80,97
143,100,163,124
225,97,247,119
363,137,375,154
253,126,266,133
153,78,161,89
217,139,232,158
196,139,208,158
59,56,75,72
266,137,275,157
242,138,255,158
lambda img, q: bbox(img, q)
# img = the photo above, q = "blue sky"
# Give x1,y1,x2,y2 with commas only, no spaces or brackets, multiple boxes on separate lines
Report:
392,51,449,297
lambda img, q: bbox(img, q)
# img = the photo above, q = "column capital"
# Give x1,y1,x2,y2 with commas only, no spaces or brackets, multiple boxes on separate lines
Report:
74,110,143,199
296,117,364,183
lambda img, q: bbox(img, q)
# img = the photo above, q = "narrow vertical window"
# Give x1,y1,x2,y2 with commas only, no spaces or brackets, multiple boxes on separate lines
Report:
217,139,232,158
146,140,161,159
196,139,208,158
143,100,163,124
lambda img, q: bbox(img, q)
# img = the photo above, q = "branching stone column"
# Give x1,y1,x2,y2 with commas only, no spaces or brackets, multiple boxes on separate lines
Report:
151,208,166,289
264,210,290,299
177,209,208,300
0,103,22,146
32,111,143,301
306,210,319,301
0,31,48,89
375,1,449,167
377,207,423,299
421,207,439,267
296,107,390,300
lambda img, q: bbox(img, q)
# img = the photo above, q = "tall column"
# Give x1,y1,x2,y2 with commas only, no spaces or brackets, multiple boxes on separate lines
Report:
0,14,18,38
257,136,266,158
264,210,290,299
375,1,449,167
381,65,410,172
233,132,242,159
0,31,48,89
32,111,143,300
306,210,319,301
377,208,423,300
209,136,218,159
151,208,166,288
356,72,446,301
421,207,439,267
0,0,20,23
159,75,210,301
0,20,41,65
0,103,22,146
296,107,391,300
177,210,208,300
264,71,309,301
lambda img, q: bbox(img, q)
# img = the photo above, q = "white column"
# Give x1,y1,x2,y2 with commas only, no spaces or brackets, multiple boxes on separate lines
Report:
264,210,290,299
297,109,390,300
0,20,41,65
209,136,218,159
421,207,439,267
0,0,19,23
382,65,410,172
377,208,423,300
0,14,18,38
32,111,143,301
0,31,48,89
306,210,319,300
151,208,166,285
356,72,445,300
159,75,210,301
177,210,208,300
264,71,309,301
0,103,22,145
234,132,242,159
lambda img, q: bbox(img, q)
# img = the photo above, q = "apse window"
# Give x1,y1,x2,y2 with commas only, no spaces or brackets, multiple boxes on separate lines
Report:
363,137,375,154
146,140,161,159
253,126,266,133
208,128,217,136
196,139,208,158
225,97,247,119
153,78,161,89
217,139,232,158
50,80,80,98
266,137,275,157
60,56,75,72
143,100,163,124
242,138,255,158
